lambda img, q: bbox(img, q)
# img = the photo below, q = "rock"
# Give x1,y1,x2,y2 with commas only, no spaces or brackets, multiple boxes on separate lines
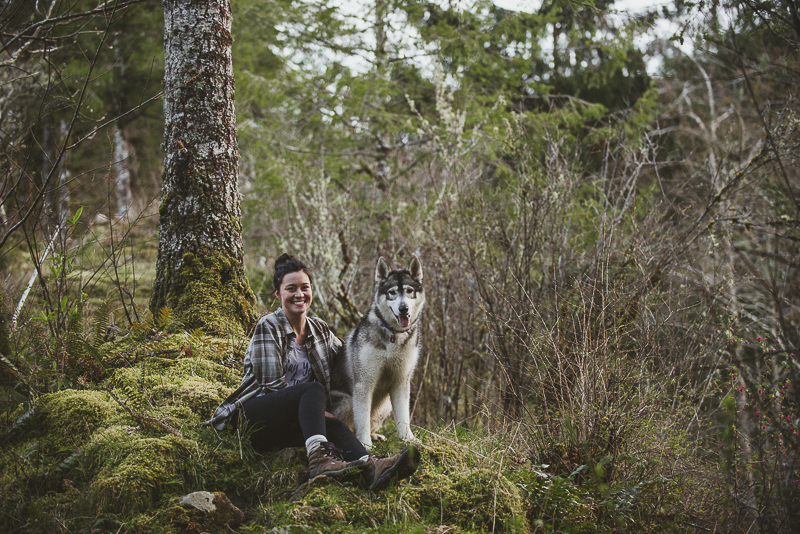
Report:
211,492,244,526
177,491,244,531
278,447,297,463
180,491,217,513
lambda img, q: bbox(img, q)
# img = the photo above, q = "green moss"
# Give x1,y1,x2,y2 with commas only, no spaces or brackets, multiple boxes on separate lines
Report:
404,468,527,532
38,389,118,446
107,351,237,421
1,334,534,533
0,392,122,533
158,190,172,218
84,425,138,463
92,435,192,514
258,434,527,533
227,214,243,232
157,250,257,334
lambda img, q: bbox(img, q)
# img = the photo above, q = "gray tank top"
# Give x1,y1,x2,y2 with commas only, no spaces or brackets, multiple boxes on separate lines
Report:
283,340,312,387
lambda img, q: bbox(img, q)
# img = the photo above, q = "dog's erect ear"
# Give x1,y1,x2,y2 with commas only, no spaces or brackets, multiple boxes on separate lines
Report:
408,254,423,281
375,257,390,282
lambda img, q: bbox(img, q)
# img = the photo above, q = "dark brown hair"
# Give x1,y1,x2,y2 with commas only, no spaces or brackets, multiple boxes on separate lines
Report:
273,253,313,291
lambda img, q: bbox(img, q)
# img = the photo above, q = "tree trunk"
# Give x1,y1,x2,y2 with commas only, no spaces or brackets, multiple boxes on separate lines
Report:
114,127,133,220
58,121,71,242
152,0,255,334
41,119,56,234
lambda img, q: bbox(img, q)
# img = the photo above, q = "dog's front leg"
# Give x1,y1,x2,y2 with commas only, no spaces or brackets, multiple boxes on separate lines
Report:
353,382,374,449
390,377,415,442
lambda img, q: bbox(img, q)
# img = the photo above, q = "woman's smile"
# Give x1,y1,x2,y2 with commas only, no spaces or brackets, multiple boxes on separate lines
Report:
277,271,313,317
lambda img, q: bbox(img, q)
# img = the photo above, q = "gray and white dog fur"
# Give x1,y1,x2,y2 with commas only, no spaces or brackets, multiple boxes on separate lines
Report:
330,255,425,448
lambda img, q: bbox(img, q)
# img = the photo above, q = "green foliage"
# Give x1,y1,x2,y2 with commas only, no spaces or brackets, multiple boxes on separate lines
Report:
0,330,244,533
711,328,800,530
92,434,194,514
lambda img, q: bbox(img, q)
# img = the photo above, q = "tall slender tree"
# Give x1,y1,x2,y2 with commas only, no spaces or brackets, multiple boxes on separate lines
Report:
151,0,256,333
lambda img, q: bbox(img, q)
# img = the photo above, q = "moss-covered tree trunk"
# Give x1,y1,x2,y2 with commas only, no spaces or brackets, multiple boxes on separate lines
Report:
151,0,255,334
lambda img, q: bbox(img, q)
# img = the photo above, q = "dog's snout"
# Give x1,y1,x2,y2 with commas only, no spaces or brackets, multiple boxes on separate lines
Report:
399,304,409,315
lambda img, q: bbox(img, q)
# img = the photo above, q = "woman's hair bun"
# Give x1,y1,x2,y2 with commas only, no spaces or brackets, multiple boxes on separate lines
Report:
274,253,296,269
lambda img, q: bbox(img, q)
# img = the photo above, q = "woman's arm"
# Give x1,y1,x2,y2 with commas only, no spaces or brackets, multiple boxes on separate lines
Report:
245,315,287,390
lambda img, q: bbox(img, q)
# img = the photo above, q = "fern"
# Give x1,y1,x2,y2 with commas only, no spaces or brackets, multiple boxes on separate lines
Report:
116,371,148,410
64,301,113,382
0,353,19,381
91,301,113,352
130,320,151,339
155,307,173,330
65,300,86,362
188,327,206,339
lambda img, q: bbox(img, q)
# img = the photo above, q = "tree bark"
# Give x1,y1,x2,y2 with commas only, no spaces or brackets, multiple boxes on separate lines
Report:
114,127,133,220
41,119,56,233
151,0,255,334
58,120,71,242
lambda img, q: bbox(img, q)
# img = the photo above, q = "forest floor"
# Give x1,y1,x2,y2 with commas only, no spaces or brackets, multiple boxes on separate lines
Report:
0,325,700,534
1,216,719,533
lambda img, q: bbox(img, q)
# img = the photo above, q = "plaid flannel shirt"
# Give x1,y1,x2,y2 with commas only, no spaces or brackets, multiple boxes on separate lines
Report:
203,308,343,430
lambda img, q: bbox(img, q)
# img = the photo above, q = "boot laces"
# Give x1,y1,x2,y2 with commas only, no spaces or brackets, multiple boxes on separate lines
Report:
323,442,346,461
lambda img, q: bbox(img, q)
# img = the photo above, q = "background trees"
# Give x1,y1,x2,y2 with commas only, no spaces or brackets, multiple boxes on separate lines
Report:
1,0,799,531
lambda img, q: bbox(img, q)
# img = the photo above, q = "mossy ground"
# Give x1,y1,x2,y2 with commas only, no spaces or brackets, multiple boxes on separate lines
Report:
0,329,684,533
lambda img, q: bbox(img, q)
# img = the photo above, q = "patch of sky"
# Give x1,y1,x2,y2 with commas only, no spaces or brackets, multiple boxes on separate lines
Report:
488,0,693,75
273,0,700,85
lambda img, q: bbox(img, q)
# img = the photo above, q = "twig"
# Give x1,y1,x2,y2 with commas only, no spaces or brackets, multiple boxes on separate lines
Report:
101,386,184,438
0,1,120,252
730,25,799,212
11,224,61,331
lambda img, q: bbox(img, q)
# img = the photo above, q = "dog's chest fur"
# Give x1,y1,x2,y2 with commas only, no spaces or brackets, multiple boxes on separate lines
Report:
352,315,420,376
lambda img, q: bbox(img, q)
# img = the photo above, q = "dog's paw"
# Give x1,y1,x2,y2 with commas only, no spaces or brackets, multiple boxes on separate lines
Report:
371,433,386,442
403,433,421,445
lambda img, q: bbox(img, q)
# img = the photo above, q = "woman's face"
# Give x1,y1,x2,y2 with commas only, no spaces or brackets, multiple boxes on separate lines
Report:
275,270,312,317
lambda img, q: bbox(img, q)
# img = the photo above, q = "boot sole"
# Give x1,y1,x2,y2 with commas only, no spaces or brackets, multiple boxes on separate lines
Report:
309,459,365,481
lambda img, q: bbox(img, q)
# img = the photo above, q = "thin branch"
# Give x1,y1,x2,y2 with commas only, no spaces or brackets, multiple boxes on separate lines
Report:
730,26,800,212
0,1,121,251
0,0,143,62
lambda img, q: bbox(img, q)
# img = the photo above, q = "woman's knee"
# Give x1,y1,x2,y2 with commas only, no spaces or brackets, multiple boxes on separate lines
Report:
306,381,324,393
301,381,324,397
297,382,325,407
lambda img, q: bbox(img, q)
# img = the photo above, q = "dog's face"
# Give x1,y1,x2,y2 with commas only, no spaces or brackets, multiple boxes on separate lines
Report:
374,255,425,331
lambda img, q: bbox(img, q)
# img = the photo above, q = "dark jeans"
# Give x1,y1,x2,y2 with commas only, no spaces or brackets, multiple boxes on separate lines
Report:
241,381,368,462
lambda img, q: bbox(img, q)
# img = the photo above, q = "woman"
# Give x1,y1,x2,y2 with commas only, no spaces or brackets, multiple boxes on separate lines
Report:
205,254,418,490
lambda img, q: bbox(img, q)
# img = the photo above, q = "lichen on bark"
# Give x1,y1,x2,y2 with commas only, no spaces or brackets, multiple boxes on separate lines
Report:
152,0,256,334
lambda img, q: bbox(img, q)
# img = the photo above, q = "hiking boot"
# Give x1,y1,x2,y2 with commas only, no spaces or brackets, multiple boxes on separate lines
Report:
308,442,364,480
361,445,420,491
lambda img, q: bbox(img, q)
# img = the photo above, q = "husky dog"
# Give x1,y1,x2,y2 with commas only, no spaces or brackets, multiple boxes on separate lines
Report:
330,255,425,448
